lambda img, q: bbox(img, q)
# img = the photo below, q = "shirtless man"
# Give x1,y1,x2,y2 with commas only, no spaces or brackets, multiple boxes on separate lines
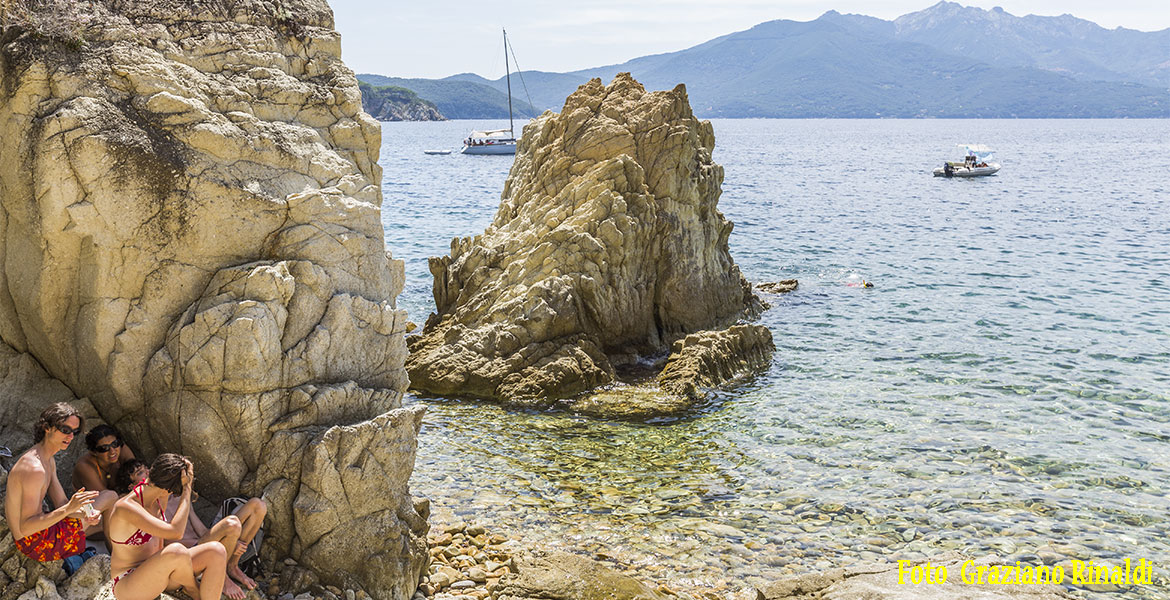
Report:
3,403,109,562
107,454,227,600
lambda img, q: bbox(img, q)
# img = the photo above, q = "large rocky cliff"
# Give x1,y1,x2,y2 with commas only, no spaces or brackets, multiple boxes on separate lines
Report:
359,82,444,121
407,73,764,409
0,0,426,597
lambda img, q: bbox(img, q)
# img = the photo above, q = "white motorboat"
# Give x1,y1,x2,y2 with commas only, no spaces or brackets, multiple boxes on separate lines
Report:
934,144,1000,177
462,29,522,156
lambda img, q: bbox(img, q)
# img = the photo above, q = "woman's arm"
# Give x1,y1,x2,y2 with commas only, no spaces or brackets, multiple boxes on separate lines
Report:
118,492,190,540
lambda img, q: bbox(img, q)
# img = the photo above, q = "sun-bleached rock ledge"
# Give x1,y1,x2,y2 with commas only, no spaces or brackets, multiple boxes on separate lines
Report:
407,73,766,412
658,325,775,401
0,0,425,596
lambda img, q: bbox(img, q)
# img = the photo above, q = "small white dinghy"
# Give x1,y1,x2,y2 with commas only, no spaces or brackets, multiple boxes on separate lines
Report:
934,144,1000,177
424,150,452,155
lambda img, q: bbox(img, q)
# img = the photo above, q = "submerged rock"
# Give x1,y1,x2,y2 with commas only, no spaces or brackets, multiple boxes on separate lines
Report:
493,549,667,600
572,325,774,419
569,384,692,420
0,0,425,596
408,73,764,408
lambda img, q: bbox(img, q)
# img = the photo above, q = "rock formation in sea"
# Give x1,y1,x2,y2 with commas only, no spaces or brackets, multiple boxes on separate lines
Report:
359,82,445,121
758,279,799,294
571,324,775,419
0,0,425,597
407,73,766,410
658,325,774,401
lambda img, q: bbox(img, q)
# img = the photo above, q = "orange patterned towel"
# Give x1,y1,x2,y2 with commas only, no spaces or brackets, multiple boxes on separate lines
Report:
14,518,86,562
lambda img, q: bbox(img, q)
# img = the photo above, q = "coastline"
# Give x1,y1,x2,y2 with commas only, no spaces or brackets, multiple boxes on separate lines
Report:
0,0,1166,596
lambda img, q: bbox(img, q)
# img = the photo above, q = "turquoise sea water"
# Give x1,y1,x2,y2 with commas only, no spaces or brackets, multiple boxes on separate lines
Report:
380,119,1170,596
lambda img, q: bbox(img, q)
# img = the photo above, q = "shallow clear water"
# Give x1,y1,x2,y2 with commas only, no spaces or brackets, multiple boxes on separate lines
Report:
380,119,1170,596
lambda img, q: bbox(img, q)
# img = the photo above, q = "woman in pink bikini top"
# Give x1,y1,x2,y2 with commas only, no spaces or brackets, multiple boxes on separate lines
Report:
106,454,227,600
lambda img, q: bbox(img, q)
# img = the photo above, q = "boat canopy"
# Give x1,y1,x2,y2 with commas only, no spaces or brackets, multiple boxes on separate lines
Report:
954,144,995,160
467,128,514,140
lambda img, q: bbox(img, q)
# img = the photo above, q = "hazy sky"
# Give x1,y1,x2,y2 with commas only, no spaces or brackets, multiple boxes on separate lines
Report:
331,1,1170,79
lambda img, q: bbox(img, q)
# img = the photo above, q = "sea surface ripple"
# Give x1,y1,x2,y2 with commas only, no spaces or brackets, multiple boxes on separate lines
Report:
380,118,1170,597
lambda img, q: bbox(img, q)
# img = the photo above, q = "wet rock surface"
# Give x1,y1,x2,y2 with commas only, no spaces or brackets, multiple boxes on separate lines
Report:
657,325,775,402
757,280,799,294
570,325,774,420
407,73,764,409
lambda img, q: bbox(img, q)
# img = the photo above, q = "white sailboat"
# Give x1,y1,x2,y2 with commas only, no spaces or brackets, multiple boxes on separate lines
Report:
462,29,519,155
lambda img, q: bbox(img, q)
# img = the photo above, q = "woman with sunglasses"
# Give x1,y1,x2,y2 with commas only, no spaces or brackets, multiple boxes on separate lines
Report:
73,424,138,492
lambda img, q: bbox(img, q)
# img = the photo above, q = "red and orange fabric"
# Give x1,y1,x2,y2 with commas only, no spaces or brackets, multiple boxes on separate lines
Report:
14,518,86,562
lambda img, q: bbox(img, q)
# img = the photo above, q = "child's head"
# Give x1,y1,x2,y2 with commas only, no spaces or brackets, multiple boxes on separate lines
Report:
115,458,149,494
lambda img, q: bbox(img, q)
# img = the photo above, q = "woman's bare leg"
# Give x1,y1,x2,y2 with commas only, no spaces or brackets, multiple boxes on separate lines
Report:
112,543,195,600
186,541,228,600
228,498,267,589
194,518,243,600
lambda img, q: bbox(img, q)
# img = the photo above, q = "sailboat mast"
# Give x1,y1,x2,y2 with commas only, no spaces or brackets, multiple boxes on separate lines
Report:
504,28,514,138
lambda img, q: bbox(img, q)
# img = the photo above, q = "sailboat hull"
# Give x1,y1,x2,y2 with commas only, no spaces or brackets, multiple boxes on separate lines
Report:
461,142,516,155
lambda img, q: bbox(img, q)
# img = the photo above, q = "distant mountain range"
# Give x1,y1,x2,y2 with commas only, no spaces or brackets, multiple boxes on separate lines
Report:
361,2,1170,118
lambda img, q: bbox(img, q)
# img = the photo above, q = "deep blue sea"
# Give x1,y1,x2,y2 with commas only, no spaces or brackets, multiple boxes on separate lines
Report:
380,119,1170,596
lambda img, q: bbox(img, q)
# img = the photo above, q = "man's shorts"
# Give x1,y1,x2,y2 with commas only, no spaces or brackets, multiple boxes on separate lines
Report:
14,518,86,562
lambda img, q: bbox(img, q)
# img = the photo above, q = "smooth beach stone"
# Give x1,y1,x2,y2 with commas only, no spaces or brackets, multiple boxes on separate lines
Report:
467,567,488,583
429,571,452,590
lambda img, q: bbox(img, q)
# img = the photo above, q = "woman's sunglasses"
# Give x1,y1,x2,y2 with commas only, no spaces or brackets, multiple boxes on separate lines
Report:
54,424,81,436
92,439,123,453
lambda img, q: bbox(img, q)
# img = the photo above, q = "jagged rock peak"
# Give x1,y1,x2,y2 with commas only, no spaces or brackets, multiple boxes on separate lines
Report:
407,72,763,409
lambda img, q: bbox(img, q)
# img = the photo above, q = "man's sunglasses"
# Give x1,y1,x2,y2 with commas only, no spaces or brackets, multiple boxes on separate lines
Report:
54,424,81,436
93,439,123,453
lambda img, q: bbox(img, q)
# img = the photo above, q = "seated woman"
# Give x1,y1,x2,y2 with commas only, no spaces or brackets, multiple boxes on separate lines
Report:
73,424,137,492
106,454,227,600
114,460,149,495
165,490,266,597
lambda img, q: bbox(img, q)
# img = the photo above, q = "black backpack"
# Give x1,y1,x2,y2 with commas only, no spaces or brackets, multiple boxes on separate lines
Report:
215,497,265,578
